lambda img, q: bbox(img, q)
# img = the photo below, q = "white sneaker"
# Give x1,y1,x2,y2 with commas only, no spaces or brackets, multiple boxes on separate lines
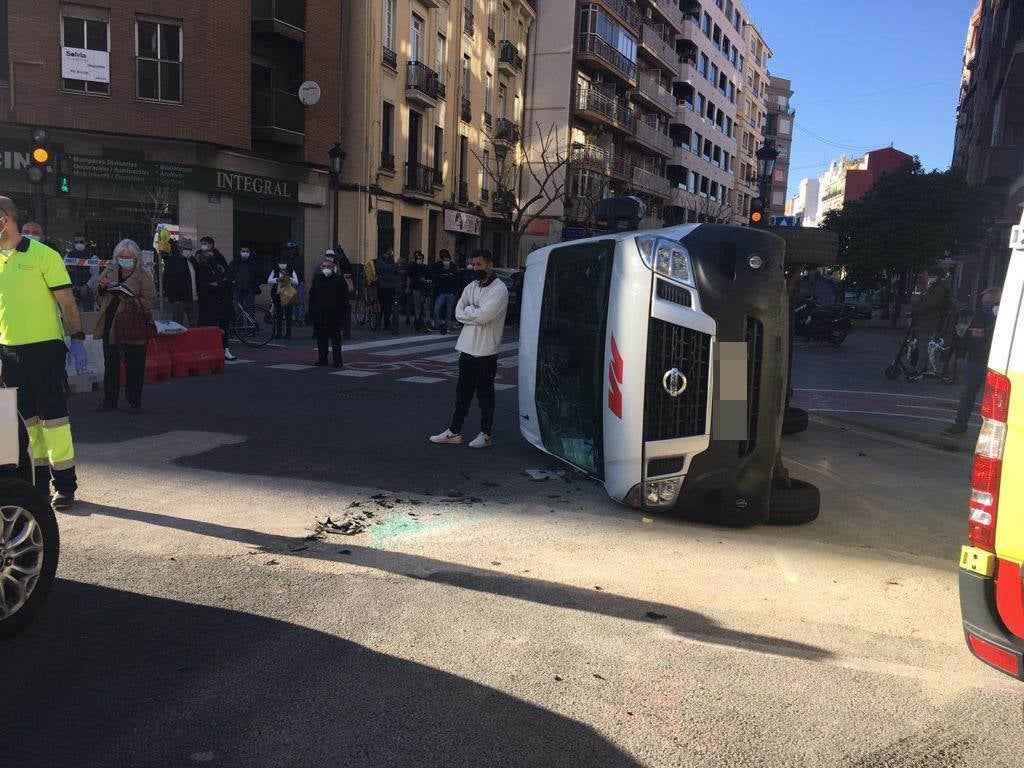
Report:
468,432,492,449
224,348,236,361
429,429,462,445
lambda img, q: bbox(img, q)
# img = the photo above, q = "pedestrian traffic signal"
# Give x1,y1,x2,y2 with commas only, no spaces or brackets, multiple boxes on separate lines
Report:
27,128,49,185
58,175,71,195
749,197,765,226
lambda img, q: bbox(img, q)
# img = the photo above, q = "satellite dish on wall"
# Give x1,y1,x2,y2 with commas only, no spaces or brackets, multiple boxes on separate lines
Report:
298,81,322,106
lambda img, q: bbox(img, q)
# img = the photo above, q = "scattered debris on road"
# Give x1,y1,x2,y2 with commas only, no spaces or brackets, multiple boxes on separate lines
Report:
525,469,566,481
641,517,654,524
266,559,279,566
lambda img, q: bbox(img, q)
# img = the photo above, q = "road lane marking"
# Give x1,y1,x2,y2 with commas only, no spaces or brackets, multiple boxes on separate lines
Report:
373,340,460,357
426,342,519,363
494,383,516,391
795,388,957,404
498,355,519,368
225,359,254,365
808,408,953,423
397,376,446,384
266,363,314,371
772,550,800,584
330,369,380,377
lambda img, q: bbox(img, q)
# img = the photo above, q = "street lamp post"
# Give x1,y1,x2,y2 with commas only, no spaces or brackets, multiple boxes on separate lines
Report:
755,139,779,218
328,142,346,248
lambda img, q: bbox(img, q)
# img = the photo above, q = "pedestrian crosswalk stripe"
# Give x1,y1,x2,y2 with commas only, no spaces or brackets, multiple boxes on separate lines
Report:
225,359,254,365
331,369,380,377
497,355,518,368
267,363,315,371
425,341,519,363
372,339,459,357
397,376,446,384
342,334,452,352
494,383,516,391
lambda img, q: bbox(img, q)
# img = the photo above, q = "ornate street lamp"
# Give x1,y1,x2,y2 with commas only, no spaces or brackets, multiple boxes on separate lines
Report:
328,142,346,247
755,139,779,214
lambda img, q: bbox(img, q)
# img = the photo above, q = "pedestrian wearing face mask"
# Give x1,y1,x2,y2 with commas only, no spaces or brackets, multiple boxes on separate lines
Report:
227,246,261,313
404,250,429,327
195,236,235,360
431,248,458,331
285,241,307,326
67,232,97,311
943,287,1002,435
268,259,299,339
92,239,156,414
374,248,399,334
908,267,952,379
308,259,349,367
163,237,200,327
430,249,509,449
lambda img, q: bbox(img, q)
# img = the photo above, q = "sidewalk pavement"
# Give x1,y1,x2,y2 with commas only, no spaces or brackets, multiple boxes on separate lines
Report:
791,322,979,454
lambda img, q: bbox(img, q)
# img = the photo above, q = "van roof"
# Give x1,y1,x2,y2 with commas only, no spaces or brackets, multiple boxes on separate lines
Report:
526,224,704,266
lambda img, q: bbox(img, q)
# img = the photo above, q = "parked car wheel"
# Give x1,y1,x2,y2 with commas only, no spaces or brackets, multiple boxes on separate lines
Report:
782,406,809,436
0,479,59,639
768,478,820,525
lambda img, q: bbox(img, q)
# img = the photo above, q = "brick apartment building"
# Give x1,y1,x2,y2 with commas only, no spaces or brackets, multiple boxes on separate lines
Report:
0,0,342,273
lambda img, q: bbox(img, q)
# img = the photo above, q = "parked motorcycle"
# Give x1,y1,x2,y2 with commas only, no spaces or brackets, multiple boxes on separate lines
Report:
793,297,852,346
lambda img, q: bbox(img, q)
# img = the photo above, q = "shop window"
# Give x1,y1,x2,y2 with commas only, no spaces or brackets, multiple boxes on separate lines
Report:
433,126,444,177
382,101,394,167
61,8,110,95
136,18,182,103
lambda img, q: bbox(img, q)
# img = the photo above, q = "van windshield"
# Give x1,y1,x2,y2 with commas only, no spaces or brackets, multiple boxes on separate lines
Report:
535,240,615,477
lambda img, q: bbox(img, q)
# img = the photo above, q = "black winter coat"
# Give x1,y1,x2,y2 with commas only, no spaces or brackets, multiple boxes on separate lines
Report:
308,272,350,329
163,253,199,303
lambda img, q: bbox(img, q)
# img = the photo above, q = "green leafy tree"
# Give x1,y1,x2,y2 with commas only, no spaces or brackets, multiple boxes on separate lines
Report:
821,159,983,289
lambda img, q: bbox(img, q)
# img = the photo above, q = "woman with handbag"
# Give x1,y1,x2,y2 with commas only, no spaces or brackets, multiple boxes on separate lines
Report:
268,259,299,340
91,239,157,413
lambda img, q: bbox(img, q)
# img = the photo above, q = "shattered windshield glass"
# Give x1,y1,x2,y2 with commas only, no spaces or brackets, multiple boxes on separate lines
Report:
535,240,615,477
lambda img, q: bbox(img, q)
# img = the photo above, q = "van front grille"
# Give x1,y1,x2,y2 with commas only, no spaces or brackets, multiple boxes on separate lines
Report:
644,319,711,441
739,316,764,457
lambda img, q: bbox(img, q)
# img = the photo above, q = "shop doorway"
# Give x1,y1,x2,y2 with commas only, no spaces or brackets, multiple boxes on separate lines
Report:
234,210,292,277
428,210,439,262
400,216,422,262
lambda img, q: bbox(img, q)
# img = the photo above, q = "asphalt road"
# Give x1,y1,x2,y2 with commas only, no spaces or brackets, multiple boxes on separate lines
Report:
5,327,1024,767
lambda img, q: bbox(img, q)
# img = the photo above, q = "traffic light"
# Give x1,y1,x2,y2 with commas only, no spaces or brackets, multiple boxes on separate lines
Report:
749,197,765,227
26,127,49,185
57,173,71,195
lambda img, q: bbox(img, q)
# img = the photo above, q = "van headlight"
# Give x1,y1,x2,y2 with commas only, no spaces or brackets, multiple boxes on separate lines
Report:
644,478,680,507
636,236,694,287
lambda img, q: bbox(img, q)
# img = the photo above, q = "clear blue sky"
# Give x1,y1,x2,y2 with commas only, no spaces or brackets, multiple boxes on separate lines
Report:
752,0,977,197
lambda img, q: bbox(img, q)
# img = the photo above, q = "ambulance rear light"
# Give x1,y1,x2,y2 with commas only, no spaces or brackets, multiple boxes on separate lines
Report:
968,370,1010,552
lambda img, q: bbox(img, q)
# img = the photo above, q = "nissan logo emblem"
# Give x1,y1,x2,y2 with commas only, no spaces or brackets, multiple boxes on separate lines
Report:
662,368,688,398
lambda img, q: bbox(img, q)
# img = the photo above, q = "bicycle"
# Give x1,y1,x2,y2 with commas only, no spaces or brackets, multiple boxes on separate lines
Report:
354,283,382,331
229,300,275,347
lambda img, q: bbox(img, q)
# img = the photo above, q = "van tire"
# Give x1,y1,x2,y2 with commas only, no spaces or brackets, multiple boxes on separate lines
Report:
768,478,820,525
782,407,809,435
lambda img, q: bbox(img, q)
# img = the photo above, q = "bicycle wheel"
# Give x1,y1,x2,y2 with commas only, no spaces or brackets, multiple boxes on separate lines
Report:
234,306,275,347
368,300,381,331
355,295,368,326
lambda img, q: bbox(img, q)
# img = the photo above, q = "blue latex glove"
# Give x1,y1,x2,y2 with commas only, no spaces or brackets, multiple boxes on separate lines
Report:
67,340,89,374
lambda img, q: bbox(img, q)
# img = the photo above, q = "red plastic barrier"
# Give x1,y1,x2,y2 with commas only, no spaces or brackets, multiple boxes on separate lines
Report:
166,327,226,378
119,337,173,385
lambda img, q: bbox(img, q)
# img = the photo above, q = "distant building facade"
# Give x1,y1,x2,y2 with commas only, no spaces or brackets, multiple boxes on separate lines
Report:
764,75,793,216
784,176,818,226
815,146,913,221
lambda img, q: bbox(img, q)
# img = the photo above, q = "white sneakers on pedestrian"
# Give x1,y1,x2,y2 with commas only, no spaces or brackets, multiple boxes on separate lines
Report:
429,429,463,445
224,348,236,361
468,432,492,449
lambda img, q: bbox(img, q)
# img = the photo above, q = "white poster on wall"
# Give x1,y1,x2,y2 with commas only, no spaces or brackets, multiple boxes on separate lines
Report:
444,209,481,235
61,47,110,83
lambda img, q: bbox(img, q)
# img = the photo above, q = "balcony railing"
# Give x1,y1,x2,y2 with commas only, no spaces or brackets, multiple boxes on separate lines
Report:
464,8,475,36
382,46,397,70
493,191,514,213
655,0,686,33
631,73,676,114
577,33,637,82
605,0,641,31
405,162,435,194
407,60,442,101
252,0,305,39
484,111,493,126
488,27,496,43
495,117,521,144
631,165,671,197
381,152,395,172
640,23,681,74
571,143,609,171
458,181,470,203
432,167,444,187
461,96,472,123
498,40,523,72
573,86,635,131
252,88,304,137
633,119,674,155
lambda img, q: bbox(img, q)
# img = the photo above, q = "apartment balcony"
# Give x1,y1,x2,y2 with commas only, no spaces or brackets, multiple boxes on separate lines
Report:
629,73,676,116
674,57,701,86
577,33,637,85
498,40,523,75
432,167,444,188
495,117,521,146
639,24,681,77
380,152,395,173
631,165,671,198
570,143,611,174
252,0,305,43
484,111,493,127
984,145,1024,187
573,87,635,133
627,119,673,158
405,162,435,199
488,27,496,44
461,96,472,124
600,0,642,33
493,191,514,214
252,88,304,145
382,47,398,70
406,61,441,108
653,0,687,36
458,181,470,204
464,7,475,37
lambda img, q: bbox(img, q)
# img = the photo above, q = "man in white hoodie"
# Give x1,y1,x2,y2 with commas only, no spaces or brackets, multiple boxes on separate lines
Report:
430,249,509,449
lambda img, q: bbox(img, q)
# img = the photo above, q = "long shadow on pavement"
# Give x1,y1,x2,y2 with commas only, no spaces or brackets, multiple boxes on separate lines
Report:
81,502,832,663
4,579,642,768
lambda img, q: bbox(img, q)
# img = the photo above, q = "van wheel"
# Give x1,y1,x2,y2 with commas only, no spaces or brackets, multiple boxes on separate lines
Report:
0,479,59,639
768,478,820,525
782,407,809,435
